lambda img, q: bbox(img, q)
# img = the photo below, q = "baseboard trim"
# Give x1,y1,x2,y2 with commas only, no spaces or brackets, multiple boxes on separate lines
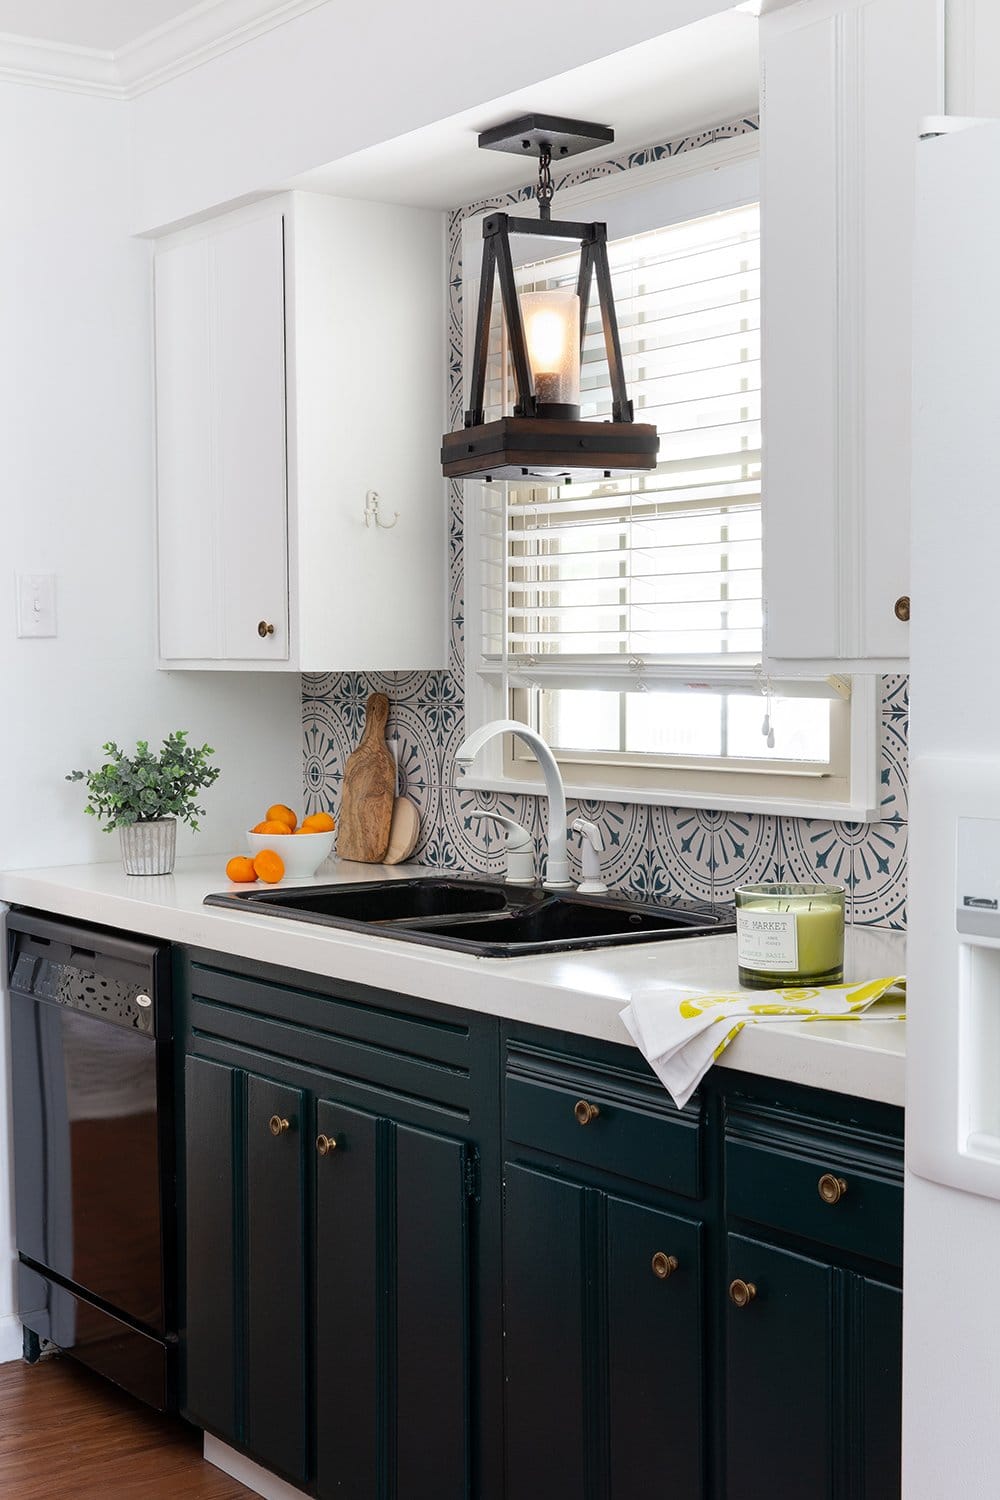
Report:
0,1314,21,1364
203,1436,309,1500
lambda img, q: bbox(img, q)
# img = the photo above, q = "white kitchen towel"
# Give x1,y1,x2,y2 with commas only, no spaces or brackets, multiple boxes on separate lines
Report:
621,977,905,1110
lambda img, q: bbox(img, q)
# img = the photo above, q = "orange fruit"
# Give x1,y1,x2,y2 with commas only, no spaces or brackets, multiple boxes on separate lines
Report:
225,855,257,883
301,811,335,833
266,803,297,831
253,819,293,835
253,849,285,884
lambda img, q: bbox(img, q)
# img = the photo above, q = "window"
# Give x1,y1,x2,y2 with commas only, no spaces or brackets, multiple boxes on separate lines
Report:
461,144,877,817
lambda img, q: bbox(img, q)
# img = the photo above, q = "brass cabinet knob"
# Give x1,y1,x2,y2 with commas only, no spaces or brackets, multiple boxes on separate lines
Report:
893,595,910,622
268,1114,290,1136
316,1134,337,1156
818,1172,848,1204
257,620,275,638
574,1099,600,1126
729,1278,757,1309
651,1252,679,1280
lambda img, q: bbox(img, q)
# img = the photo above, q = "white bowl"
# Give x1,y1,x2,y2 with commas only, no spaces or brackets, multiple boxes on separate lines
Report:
246,829,334,879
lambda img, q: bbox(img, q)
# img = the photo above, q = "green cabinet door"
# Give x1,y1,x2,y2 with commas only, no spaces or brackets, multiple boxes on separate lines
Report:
183,1056,237,1441
244,1073,307,1484
504,1163,589,1500
861,1277,903,1499
504,1163,705,1500
725,1232,834,1500
607,1196,703,1500
314,1102,474,1500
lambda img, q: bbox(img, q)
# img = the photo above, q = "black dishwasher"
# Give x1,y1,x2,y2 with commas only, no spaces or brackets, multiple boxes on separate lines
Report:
7,909,176,1409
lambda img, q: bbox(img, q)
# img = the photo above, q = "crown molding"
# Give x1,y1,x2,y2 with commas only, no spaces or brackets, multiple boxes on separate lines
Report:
0,33,119,97
0,0,330,101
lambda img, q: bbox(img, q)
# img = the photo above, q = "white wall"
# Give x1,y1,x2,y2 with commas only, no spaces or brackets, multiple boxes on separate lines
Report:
0,79,302,1359
130,0,736,232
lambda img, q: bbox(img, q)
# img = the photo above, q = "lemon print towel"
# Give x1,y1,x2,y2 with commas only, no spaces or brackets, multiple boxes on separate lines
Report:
620,977,905,1109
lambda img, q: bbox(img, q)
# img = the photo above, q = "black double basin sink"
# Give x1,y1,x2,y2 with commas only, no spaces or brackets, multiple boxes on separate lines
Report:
205,876,735,958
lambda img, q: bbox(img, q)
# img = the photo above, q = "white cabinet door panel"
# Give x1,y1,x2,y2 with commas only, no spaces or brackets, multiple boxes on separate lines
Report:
761,0,942,670
155,213,288,664
214,215,288,661
155,239,221,660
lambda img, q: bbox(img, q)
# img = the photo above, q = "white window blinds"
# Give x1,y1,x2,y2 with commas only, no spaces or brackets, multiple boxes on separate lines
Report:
478,202,762,684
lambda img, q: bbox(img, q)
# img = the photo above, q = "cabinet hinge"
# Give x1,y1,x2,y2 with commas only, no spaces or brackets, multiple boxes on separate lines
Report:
464,1151,480,1202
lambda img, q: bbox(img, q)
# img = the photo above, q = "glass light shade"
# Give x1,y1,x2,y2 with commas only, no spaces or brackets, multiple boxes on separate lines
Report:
735,883,846,989
521,290,581,409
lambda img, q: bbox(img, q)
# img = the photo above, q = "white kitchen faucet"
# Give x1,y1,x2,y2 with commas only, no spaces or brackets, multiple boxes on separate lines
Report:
454,720,573,889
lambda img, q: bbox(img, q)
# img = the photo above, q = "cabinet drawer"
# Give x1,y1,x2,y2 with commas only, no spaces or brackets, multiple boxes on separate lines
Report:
725,1128,903,1267
506,1072,701,1198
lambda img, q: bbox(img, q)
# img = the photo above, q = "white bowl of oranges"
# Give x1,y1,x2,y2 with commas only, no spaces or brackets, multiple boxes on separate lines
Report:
224,804,336,885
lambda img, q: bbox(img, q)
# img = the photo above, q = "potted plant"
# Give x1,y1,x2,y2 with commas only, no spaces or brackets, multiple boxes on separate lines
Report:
67,731,221,875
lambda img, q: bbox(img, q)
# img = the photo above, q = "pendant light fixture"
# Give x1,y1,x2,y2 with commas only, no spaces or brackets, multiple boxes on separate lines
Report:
441,114,660,482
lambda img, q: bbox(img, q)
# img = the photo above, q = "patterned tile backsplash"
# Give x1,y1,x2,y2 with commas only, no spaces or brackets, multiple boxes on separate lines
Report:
300,116,908,932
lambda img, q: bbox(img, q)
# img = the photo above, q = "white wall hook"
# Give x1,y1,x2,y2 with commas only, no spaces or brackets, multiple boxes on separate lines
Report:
364,490,399,529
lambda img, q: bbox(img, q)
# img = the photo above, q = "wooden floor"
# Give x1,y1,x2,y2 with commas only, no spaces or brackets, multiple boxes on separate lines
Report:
0,1355,256,1499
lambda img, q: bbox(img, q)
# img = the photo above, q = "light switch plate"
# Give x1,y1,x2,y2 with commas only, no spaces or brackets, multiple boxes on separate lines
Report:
16,573,56,638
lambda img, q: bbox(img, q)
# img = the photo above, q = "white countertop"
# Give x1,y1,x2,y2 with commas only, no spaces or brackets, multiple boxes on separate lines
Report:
0,856,906,1107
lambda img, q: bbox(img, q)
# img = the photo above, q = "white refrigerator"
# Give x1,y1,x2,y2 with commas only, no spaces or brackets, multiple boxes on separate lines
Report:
905,117,1000,1497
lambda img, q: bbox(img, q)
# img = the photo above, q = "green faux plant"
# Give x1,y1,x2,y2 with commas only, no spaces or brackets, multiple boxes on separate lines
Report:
67,731,221,832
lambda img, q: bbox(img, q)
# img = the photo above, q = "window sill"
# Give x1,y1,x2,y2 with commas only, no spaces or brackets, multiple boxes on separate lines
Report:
454,770,879,823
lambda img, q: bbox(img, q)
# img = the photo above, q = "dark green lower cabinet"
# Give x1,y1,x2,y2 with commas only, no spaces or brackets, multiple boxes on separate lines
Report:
725,1233,903,1500
726,1234,834,1500
504,1162,704,1500
180,967,903,1500
184,1060,477,1498
183,1056,237,1443
246,1075,307,1483
315,1103,472,1500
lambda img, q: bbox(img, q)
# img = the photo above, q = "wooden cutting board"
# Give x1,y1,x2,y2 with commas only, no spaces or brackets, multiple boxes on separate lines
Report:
336,693,395,863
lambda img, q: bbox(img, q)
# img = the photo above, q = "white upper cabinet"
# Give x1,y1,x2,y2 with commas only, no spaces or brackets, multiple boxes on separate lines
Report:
154,193,446,671
760,0,943,672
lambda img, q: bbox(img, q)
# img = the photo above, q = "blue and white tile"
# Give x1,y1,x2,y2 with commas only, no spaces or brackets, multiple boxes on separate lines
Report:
779,818,854,887
301,698,356,817
881,674,909,718
850,822,908,930
878,712,908,826
712,814,781,903
647,806,718,903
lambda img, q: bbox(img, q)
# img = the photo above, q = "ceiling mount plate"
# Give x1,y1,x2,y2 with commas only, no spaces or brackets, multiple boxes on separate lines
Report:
477,113,614,162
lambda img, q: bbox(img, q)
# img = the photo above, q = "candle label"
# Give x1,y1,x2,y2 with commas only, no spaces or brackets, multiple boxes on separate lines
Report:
737,910,799,972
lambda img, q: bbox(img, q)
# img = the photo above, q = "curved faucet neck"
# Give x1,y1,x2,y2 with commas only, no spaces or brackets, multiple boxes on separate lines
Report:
455,719,572,889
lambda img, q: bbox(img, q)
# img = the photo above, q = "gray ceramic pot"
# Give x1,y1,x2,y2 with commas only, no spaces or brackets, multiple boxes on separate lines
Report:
119,817,177,876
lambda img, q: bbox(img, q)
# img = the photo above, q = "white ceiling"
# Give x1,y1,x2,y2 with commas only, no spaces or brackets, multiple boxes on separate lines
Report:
0,0,201,52
289,9,759,210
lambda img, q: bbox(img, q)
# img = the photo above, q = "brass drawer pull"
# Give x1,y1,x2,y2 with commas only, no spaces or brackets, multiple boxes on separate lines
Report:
893,595,910,623
818,1173,848,1205
258,620,275,638
316,1134,337,1156
651,1252,679,1280
574,1099,600,1126
268,1114,290,1136
729,1278,757,1309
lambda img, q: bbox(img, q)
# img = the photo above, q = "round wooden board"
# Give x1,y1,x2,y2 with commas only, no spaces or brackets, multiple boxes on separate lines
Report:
383,796,420,865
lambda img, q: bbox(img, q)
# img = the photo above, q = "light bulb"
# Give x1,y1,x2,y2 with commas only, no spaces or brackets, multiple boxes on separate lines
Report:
519,290,581,411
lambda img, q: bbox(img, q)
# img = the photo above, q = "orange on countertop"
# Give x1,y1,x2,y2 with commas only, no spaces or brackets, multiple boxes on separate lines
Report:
266,803,298,830
225,855,257,883
253,819,294,835
301,811,335,833
253,849,285,884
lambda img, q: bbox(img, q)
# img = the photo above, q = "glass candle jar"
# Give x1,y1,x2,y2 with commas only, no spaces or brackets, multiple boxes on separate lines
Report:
735,883,846,988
